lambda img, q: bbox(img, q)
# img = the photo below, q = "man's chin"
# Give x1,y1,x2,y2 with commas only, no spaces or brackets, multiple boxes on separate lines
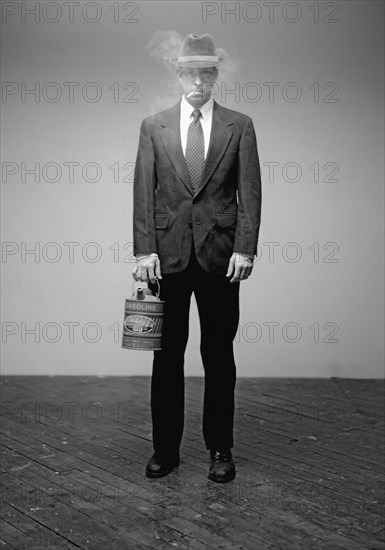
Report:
185,93,210,107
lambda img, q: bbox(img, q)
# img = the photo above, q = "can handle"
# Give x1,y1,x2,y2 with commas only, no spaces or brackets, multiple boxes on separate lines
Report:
132,278,160,298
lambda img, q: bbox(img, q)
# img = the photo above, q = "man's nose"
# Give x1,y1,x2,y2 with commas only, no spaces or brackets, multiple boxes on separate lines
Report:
193,76,203,85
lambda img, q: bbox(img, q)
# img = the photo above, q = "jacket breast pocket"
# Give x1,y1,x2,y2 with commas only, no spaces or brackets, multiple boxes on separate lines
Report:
155,213,170,229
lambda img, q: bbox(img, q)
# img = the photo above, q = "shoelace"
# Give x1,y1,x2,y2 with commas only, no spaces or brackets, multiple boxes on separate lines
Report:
212,451,232,462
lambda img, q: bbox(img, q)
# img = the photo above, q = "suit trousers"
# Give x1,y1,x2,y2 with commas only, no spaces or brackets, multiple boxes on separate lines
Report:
149,242,240,456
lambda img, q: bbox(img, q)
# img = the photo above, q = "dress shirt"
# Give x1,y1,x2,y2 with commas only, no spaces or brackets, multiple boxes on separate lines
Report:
180,95,213,159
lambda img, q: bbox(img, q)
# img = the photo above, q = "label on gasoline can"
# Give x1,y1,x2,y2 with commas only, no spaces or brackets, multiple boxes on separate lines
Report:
124,314,154,334
122,297,164,351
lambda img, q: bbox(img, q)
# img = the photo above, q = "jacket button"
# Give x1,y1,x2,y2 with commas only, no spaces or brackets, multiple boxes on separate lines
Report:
188,220,192,227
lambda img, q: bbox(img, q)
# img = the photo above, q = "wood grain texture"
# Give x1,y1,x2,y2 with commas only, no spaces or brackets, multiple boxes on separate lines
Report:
0,376,384,550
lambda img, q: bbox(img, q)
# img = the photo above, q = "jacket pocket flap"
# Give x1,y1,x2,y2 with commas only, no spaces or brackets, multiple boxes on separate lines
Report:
155,213,170,229
216,212,237,228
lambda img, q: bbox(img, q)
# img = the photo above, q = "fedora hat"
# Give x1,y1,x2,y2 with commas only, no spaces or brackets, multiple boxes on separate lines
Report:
171,34,223,68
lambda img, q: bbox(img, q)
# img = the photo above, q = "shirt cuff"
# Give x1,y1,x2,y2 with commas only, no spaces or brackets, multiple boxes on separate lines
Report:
234,252,254,261
136,253,158,260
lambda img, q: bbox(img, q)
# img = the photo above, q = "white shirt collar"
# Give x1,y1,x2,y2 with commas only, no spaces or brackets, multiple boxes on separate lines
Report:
181,95,214,122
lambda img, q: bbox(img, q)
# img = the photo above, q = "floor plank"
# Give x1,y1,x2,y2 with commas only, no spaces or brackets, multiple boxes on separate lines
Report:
1,376,384,550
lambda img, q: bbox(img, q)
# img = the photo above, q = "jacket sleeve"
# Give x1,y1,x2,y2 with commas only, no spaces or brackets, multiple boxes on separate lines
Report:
133,119,158,257
233,118,262,258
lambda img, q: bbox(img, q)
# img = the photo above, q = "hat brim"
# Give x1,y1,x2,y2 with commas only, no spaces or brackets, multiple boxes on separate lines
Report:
170,57,224,68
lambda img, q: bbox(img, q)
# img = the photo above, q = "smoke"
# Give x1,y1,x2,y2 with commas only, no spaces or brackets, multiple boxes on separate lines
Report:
145,30,241,114
145,30,183,72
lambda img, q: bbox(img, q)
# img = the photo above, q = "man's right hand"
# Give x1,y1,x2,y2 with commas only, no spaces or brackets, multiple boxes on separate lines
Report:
132,253,162,284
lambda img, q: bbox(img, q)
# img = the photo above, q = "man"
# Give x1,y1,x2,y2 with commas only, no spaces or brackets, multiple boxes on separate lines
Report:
132,34,262,483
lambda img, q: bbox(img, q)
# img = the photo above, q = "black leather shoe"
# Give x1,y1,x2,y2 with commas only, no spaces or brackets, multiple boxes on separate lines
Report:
145,451,180,478
208,450,236,483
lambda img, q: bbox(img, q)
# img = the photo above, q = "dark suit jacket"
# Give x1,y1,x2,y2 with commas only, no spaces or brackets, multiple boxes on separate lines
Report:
133,99,262,275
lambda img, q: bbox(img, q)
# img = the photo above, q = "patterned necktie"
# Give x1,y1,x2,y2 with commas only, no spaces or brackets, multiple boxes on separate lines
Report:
185,109,205,194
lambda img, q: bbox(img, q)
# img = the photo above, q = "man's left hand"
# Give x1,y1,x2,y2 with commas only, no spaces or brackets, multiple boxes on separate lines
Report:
226,253,254,283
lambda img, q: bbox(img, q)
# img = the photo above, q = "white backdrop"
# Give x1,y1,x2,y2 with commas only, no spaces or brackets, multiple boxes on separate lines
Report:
1,1,384,376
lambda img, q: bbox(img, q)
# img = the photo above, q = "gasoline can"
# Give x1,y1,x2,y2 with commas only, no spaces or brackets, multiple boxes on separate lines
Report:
122,280,164,351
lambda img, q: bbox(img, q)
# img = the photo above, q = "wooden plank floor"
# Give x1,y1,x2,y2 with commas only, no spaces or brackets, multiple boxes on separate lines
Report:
0,377,384,550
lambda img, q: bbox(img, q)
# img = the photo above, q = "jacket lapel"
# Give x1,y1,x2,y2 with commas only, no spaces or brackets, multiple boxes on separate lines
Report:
160,101,193,196
159,99,234,197
194,100,233,197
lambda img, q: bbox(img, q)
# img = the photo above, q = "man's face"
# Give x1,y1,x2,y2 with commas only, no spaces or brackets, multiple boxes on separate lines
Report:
178,67,218,108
